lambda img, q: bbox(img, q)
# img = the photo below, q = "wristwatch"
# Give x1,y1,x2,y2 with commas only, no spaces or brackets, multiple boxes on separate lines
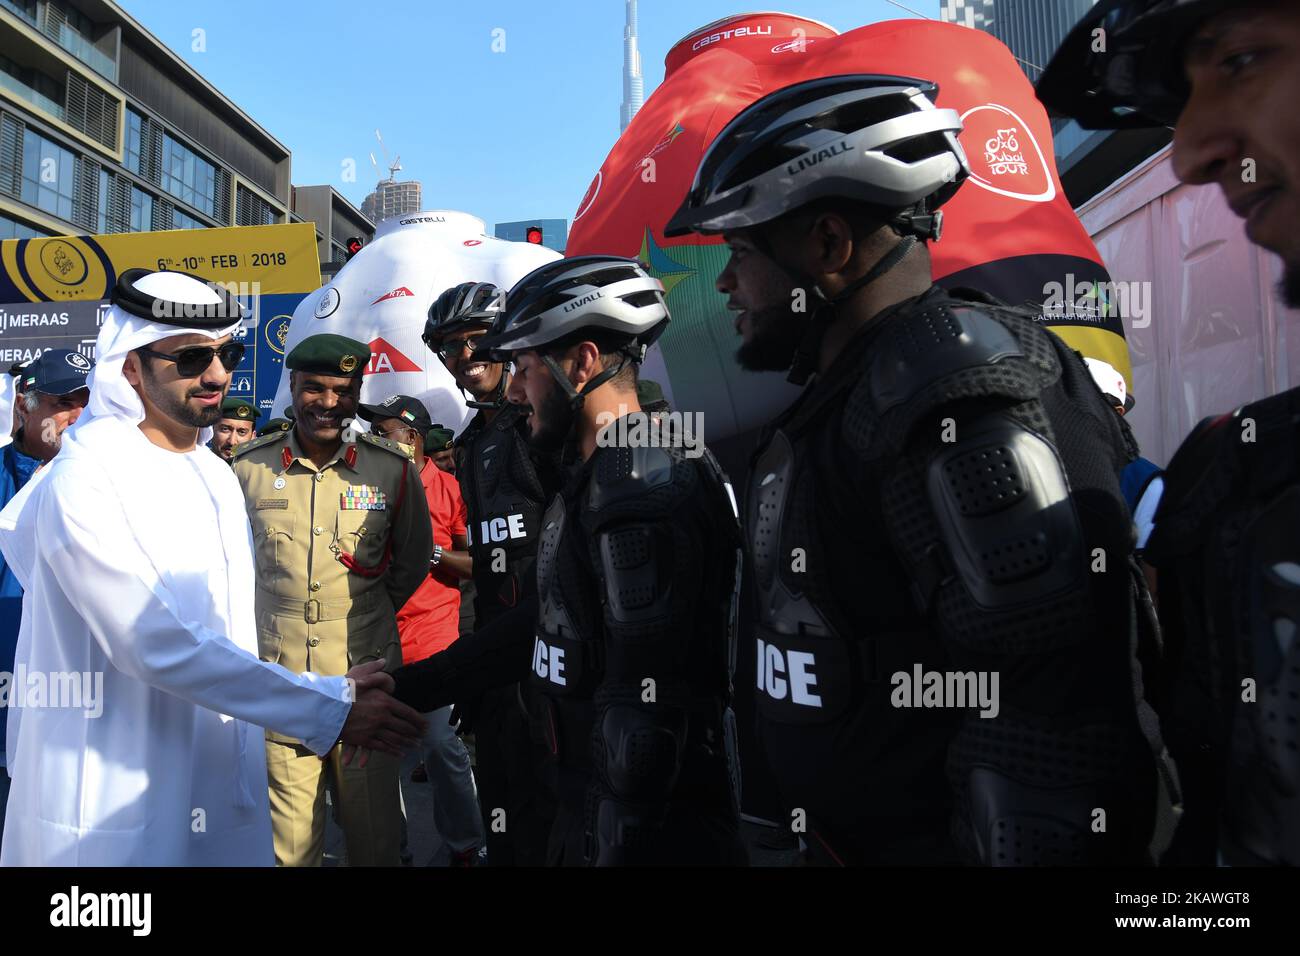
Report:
431,544,444,566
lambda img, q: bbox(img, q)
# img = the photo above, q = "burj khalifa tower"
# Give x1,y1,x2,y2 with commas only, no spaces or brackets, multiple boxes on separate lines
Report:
620,0,644,133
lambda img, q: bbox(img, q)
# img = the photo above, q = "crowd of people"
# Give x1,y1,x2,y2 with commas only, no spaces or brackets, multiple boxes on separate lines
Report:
0,0,1296,866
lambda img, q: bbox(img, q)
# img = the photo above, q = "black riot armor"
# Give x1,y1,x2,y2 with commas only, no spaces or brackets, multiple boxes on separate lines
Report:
1146,387,1300,866
451,400,562,867
456,402,560,623
748,285,1177,866
528,433,747,865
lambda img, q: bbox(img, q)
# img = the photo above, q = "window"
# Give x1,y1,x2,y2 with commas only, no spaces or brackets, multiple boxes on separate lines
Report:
171,207,207,230
0,53,64,120
129,185,151,233
96,166,112,232
160,131,216,216
124,109,144,176
235,184,278,226
20,130,76,222
0,212,48,241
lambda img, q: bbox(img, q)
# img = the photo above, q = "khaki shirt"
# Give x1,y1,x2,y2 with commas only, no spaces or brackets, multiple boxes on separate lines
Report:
232,427,431,701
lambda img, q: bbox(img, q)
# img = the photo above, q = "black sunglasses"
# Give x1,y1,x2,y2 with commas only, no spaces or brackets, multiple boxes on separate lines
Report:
137,342,245,377
434,334,486,361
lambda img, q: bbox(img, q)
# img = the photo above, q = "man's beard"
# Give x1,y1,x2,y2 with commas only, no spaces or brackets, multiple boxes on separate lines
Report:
736,302,809,372
526,379,577,454
140,365,223,428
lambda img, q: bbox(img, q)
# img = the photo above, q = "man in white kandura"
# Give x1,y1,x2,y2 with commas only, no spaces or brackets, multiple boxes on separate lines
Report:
0,269,425,866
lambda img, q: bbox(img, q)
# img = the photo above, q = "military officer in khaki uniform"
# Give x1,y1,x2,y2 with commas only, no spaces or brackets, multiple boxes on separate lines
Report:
232,333,431,866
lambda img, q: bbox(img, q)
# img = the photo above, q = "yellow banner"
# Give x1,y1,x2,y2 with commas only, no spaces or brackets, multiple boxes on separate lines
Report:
0,223,321,302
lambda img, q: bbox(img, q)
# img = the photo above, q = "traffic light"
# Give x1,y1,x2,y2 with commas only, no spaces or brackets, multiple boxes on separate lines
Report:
345,236,364,258
525,226,543,245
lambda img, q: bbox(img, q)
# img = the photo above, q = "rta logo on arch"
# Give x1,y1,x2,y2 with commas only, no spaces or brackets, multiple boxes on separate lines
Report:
371,286,414,305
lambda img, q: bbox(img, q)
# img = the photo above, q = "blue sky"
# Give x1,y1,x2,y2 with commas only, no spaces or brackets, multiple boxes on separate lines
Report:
121,1,940,229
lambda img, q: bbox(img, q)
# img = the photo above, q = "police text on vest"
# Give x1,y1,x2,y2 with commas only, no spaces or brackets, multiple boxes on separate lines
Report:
756,638,822,706
467,513,527,546
532,636,566,686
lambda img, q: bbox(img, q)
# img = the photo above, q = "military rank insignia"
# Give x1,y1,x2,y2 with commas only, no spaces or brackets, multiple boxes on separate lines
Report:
341,485,388,510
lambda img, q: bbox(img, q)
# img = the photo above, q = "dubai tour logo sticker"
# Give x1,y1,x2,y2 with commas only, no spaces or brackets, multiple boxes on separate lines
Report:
959,103,1056,204
314,287,340,319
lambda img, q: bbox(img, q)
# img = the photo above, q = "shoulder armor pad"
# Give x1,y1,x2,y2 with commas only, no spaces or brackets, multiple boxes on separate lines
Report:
231,428,289,459
1146,412,1241,557
358,431,414,460
584,444,692,520
849,301,1059,458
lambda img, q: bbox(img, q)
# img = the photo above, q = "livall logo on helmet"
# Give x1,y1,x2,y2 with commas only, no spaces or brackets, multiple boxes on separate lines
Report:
562,290,603,313
785,139,852,177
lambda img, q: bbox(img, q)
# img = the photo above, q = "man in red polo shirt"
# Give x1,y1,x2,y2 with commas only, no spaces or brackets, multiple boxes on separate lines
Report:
357,395,483,864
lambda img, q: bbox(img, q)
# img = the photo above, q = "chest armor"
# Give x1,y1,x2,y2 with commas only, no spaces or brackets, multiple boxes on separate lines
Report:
460,410,548,611
530,492,601,699
1222,484,1300,864
462,415,544,555
748,427,857,726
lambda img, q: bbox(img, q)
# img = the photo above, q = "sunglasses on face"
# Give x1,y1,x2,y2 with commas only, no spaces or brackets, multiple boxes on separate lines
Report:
137,342,246,377
435,335,485,361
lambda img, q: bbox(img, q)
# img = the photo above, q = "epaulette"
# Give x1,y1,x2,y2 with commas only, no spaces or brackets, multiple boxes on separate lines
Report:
231,427,290,459
357,431,414,461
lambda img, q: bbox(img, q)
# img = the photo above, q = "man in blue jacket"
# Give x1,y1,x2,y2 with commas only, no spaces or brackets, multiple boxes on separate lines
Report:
0,348,92,847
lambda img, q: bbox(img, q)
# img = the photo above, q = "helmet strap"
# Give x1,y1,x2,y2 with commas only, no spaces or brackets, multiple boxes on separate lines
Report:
776,230,919,386
539,346,637,414
464,366,509,411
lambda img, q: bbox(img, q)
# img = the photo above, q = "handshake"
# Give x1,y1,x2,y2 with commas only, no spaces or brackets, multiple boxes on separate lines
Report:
338,660,426,766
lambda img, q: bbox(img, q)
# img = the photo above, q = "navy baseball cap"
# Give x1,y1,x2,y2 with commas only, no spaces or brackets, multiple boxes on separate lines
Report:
355,394,432,436
18,349,93,396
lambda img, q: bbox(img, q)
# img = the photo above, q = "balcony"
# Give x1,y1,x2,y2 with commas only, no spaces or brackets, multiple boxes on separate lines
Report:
0,64,64,121
0,0,118,83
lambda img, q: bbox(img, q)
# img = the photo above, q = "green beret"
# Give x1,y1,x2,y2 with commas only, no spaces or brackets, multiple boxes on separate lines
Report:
427,426,454,450
286,333,370,377
257,417,293,437
220,397,260,422
636,378,669,411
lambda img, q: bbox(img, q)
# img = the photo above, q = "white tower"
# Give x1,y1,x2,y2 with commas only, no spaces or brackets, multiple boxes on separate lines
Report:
620,0,644,133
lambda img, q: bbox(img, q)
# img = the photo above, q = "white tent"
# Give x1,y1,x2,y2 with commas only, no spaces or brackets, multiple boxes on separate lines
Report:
272,210,561,435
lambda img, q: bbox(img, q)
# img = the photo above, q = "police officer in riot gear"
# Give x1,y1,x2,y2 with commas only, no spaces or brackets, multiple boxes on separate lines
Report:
1040,0,1300,866
665,73,1177,865
398,257,748,865
421,281,560,866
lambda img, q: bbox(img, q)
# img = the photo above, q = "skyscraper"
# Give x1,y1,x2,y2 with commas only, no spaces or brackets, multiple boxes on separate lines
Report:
620,0,644,133
939,0,995,31
360,178,422,224
939,0,1096,80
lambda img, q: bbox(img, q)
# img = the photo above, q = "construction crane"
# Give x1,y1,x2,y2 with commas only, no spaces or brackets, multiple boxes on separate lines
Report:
373,129,402,183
